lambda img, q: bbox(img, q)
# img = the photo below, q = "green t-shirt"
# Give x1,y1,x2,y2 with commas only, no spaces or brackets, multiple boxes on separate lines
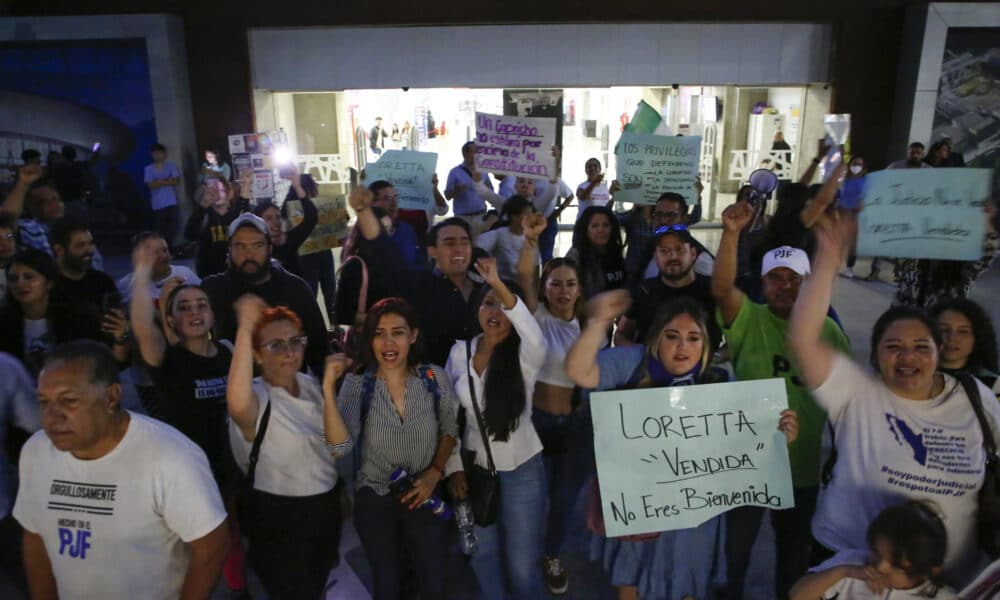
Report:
717,297,850,488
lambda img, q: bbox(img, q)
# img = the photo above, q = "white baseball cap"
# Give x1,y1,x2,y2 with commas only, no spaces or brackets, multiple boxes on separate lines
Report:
228,213,269,238
761,246,810,277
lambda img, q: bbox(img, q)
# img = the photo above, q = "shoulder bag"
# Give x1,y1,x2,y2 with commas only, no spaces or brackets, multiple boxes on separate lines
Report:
462,338,500,527
959,372,1000,557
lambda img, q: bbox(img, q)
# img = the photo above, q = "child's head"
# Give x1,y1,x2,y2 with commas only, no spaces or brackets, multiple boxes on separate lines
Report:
866,501,946,589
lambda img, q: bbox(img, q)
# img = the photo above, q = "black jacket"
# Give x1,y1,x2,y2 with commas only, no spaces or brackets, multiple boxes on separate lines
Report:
201,264,329,375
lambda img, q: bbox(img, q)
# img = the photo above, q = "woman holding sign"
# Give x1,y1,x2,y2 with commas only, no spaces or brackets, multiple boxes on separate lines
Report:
788,212,1000,587
566,292,799,600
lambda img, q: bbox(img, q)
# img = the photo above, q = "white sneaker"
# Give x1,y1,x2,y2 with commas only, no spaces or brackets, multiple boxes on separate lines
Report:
839,267,855,278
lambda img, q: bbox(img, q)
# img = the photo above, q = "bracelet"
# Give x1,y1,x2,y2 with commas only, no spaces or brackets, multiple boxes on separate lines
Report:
114,331,131,346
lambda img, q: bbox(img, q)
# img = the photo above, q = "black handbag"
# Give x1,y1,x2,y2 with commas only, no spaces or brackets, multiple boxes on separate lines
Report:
959,373,1000,557
463,339,500,527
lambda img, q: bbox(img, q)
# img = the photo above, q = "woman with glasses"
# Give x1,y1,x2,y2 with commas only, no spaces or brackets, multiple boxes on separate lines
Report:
227,295,351,599
129,240,251,598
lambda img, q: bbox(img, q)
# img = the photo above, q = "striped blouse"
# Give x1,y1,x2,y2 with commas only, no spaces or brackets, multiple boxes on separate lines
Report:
339,365,459,496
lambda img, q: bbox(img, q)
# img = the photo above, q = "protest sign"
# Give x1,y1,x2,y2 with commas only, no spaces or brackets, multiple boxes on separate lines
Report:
857,168,993,261
285,196,350,255
365,150,438,211
474,112,556,179
614,133,701,205
591,378,794,537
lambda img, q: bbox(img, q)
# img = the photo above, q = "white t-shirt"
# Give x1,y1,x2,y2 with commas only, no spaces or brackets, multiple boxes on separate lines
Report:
576,180,610,216
446,298,546,471
475,227,536,281
811,354,1000,585
117,265,201,305
534,305,581,388
229,373,343,497
813,550,958,599
13,412,226,600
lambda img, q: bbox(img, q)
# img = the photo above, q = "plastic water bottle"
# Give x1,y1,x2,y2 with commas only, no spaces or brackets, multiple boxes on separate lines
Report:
389,468,453,520
455,500,478,555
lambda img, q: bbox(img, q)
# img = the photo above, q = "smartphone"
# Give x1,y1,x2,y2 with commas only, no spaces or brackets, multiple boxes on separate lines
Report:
92,142,101,153
349,167,359,188
101,291,122,315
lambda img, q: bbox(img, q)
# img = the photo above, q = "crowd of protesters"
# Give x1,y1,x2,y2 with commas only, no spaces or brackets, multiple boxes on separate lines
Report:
0,131,998,600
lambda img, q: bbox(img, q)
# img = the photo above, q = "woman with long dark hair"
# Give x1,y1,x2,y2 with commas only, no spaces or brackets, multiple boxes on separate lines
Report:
567,292,798,600
331,297,458,600
930,297,1000,393
445,257,548,599
567,205,626,300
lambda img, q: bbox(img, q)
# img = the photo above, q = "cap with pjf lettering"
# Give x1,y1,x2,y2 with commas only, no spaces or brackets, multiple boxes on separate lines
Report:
761,246,810,277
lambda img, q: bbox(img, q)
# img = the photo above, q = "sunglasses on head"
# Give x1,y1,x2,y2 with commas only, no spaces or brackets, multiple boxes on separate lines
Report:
655,224,690,236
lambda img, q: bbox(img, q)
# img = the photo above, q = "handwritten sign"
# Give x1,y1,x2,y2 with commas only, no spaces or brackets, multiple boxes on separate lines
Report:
857,168,993,261
474,112,556,179
614,133,701,205
591,378,794,537
364,150,438,211
286,195,350,255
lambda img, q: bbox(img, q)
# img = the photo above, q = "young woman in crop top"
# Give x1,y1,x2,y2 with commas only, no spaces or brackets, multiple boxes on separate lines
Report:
516,213,594,595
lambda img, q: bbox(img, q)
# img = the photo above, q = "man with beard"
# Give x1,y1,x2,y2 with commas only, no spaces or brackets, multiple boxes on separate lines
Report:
712,201,850,600
201,213,328,374
614,223,717,346
49,217,118,324
887,141,933,169
639,192,714,280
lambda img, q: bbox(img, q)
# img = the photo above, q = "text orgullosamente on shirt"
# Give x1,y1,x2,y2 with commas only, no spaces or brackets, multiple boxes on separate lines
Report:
13,412,227,600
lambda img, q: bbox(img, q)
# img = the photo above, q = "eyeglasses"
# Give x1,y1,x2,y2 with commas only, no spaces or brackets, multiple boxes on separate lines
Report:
654,224,689,235
258,336,308,354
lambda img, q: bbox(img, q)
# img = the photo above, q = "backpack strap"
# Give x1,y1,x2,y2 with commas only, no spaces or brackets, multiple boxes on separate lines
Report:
416,365,442,421
246,396,272,488
353,370,377,477
821,421,837,486
958,372,1000,473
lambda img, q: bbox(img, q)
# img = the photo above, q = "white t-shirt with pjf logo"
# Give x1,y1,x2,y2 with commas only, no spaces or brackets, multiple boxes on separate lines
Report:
13,412,226,600
811,354,1000,586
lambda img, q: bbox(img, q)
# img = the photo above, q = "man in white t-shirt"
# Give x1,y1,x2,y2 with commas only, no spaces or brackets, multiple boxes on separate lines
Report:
116,231,200,305
14,340,228,600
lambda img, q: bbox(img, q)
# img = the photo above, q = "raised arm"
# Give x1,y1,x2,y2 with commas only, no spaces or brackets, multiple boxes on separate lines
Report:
227,294,268,441
566,290,630,388
798,139,831,185
517,213,547,313
712,202,753,326
800,162,846,228
320,354,352,454
432,173,449,216
475,257,546,365
788,213,852,389
129,246,168,367
348,186,381,241
1,164,42,218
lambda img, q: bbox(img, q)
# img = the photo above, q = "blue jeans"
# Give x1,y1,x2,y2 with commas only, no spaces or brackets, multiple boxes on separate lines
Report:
471,452,548,600
532,407,595,558
539,215,558,263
